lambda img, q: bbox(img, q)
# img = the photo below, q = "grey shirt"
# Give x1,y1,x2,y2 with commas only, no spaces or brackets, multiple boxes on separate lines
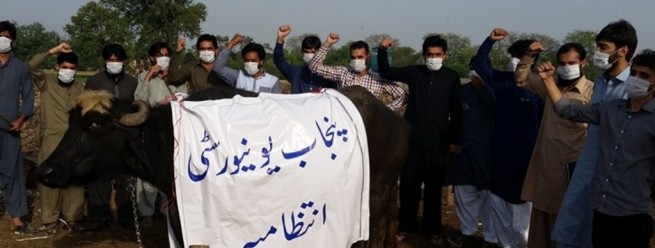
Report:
0,55,34,130
555,96,655,216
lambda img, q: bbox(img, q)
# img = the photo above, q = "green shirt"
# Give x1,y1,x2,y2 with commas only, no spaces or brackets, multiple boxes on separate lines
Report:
29,52,84,164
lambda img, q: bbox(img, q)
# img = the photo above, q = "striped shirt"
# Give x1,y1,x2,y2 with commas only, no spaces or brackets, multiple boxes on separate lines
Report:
308,46,407,115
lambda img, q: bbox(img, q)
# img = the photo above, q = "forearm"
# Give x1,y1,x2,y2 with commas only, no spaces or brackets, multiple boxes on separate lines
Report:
308,46,342,83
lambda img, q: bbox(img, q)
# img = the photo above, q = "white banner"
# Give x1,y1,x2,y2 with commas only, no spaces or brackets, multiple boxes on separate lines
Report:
171,89,370,248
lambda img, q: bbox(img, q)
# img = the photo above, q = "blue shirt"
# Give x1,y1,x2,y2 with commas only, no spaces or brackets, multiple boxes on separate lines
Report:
0,55,34,130
273,43,336,93
472,37,544,203
555,96,655,216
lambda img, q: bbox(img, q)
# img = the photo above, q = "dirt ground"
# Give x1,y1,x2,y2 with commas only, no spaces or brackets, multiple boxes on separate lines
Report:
0,193,467,248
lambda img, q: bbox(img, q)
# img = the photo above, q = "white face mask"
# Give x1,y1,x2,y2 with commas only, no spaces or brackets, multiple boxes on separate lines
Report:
0,36,11,53
468,70,480,81
425,58,444,71
106,62,123,75
302,53,315,64
199,50,215,63
244,62,260,76
593,50,618,70
57,68,76,83
508,57,521,71
557,64,581,80
156,56,170,70
350,59,367,72
625,76,653,99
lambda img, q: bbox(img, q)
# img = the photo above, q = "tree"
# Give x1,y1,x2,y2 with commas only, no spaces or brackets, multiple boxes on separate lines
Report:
565,30,602,80
14,22,62,68
65,0,207,70
391,46,421,67
101,0,207,59
64,1,134,70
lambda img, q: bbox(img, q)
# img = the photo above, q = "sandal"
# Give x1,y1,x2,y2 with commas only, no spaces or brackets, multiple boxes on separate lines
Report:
38,222,59,235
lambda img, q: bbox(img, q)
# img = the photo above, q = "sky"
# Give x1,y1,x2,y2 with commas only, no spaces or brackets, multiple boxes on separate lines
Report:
1,0,654,52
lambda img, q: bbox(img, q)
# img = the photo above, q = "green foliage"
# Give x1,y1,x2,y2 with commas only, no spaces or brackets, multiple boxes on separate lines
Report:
13,22,63,69
565,29,602,80
65,0,206,70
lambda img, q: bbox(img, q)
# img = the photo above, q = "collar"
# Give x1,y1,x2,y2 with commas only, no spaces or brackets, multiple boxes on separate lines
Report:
566,75,591,93
607,65,631,85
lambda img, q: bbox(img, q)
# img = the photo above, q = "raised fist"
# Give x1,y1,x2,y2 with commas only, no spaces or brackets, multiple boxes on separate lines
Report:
228,33,244,49
527,41,544,55
176,37,186,52
489,28,508,41
379,37,394,49
277,25,292,42
49,42,72,55
536,61,555,80
325,33,340,46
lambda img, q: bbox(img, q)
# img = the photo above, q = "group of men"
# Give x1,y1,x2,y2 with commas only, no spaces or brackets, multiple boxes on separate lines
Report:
0,17,654,248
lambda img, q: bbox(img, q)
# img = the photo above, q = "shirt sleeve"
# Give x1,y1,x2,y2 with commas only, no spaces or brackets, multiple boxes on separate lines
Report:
377,47,413,84
134,72,150,103
554,96,601,125
473,38,512,88
20,64,35,117
167,50,192,86
273,42,294,80
515,55,547,97
272,78,282,93
308,46,346,84
212,50,239,85
27,52,49,90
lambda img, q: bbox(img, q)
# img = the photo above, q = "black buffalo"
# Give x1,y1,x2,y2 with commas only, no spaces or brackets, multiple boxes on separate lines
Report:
35,86,410,248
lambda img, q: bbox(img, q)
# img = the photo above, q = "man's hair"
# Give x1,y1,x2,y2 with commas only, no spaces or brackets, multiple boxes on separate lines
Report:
241,42,266,60
350,41,369,55
423,35,448,54
301,35,321,50
57,52,78,65
507,39,536,58
596,19,638,60
557,43,587,62
148,42,171,57
196,34,218,50
101,44,127,61
631,49,655,72
0,20,16,40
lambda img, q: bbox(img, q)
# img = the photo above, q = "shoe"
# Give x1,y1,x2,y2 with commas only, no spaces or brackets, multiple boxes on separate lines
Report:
429,235,445,248
71,221,109,232
12,224,35,235
140,216,154,229
38,222,59,235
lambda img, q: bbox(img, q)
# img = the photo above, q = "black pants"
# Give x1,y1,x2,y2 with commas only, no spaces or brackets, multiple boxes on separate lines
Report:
398,141,445,235
592,210,653,248
86,176,132,225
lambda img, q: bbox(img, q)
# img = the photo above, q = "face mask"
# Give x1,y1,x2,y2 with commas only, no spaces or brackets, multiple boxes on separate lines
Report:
199,51,215,63
57,69,76,83
350,59,367,72
0,36,11,53
508,57,520,71
106,62,123,75
468,70,480,81
593,50,618,70
557,64,581,80
625,76,653,99
156,56,170,70
244,62,260,76
303,53,315,64
425,58,443,71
